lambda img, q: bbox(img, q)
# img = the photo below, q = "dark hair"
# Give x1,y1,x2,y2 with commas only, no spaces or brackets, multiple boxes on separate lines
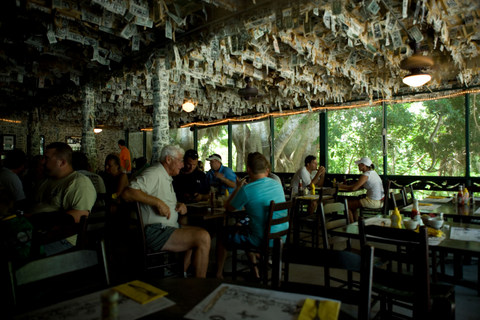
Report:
72,151,89,171
247,152,268,174
3,149,26,170
368,164,375,170
304,155,316,166
46,142,73,165
105,154,121,167
184,149,199,160
118,139,126,146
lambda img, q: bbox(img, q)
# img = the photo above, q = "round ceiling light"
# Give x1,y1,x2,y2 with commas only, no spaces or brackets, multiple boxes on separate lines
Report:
182,101,195,112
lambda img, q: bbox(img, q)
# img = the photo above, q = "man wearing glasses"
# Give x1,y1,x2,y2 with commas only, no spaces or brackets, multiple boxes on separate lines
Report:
122,145,211,278
173,149,209,203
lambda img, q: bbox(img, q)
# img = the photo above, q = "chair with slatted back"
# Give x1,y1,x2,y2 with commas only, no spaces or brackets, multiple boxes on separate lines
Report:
358,217,455,319
402,185,415,206
231,200,292,286
318,199,350,250
280,244,375,320
134,202,182,277
7,215,109,307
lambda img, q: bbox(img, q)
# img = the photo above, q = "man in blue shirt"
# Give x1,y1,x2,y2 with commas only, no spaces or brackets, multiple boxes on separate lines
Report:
216,152,288,279
205,153,236,195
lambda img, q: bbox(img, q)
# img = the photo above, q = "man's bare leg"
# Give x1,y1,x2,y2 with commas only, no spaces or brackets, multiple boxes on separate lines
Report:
215,237,227,279
162,226,211,278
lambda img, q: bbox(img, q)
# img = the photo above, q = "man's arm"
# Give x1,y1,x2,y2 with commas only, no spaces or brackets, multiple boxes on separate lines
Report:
66,209,90,223
224,177,247,211
309,166,326,189
214,171,236,188
122,187,172,219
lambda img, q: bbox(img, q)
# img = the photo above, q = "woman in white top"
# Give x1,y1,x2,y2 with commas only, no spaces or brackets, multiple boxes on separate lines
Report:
338,157,384,222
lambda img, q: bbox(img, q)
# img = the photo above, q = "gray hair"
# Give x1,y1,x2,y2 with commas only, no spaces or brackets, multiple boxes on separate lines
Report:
160,145,184,163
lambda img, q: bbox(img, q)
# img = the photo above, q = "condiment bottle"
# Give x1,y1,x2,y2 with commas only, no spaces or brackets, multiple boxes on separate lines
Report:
390,207,403,229
411,199,420,219
464,187,469,205
311,184,316,195
101,290,119,320
298,179,304,196
457,185,464,206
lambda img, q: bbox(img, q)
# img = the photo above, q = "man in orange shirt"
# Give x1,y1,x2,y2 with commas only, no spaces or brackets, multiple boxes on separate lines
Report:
117,139,131,174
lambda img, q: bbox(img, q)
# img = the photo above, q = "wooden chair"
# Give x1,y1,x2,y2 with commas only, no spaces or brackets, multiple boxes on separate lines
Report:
358,217,455,319
7,215,109,307
280,244,375,320
318,199,350,250
402,185,415,206
231,200,292,286
134,202,182,277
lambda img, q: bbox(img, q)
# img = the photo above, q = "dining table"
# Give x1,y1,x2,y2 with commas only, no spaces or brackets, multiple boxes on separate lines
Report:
329,216,480,295
15,278,343,320
400,196,480,222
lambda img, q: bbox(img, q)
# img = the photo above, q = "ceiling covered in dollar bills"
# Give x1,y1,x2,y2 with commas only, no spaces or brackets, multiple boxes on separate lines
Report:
1,0,479,129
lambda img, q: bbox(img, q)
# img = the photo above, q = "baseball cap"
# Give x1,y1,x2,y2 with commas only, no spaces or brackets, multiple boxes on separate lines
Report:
354,157,373,167
184,149,199,160
206,154,222,162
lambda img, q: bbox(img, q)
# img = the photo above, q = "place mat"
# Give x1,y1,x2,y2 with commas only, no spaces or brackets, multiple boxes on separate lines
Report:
185,284,340,320
450,227,480,242
402,203,441,212
16,287,175,320
420,196,453,203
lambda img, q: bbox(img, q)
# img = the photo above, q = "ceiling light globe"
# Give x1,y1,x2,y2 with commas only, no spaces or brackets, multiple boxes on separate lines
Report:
182,101,195,112
402,73,431,87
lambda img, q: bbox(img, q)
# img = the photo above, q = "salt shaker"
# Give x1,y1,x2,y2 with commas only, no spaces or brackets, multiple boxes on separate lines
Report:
101,290,119,320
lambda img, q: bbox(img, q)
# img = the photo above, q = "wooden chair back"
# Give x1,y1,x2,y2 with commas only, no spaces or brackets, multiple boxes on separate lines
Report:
262,200,293,285
317,199,349,249
402,185,415,206
281,245,374,320
358,217,431,318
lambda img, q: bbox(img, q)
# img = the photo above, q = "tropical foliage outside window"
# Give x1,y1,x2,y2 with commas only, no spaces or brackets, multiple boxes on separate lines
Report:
328,106,384,175
170,127,193,152
387,96,466,176
470,93,480,177
232,121,270,171
274,113,320,172
197,126,229,171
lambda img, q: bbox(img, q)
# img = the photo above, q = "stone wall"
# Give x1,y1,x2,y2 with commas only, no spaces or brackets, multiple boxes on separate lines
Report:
1,114,126,173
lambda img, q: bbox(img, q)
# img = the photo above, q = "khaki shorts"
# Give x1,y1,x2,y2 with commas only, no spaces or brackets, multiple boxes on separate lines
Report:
360,197,383,209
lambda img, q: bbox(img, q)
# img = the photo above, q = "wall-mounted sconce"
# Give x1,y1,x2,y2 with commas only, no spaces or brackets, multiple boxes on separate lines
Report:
93,128,103,133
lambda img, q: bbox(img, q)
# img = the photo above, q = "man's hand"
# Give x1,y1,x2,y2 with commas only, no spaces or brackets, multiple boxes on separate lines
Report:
236,176,248,188
155,200,171,219
214,171,225,180
176,203,187,215
317,166,326,176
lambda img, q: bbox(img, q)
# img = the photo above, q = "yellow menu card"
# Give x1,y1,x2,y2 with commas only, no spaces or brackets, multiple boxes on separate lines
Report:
114,280,168,304
298,298,340,320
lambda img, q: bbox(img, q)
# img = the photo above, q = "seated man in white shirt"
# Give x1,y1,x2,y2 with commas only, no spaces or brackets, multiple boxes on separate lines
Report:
290,155,326,198
122,145,211,278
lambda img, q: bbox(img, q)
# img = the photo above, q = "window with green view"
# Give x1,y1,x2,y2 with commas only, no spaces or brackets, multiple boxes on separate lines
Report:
274,113,320,172
328,106,384,175
232,120,270,172
387,96,466,176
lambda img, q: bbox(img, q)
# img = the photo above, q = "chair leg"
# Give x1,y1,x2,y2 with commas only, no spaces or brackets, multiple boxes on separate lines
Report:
232,248,237,280
99,238,110,286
